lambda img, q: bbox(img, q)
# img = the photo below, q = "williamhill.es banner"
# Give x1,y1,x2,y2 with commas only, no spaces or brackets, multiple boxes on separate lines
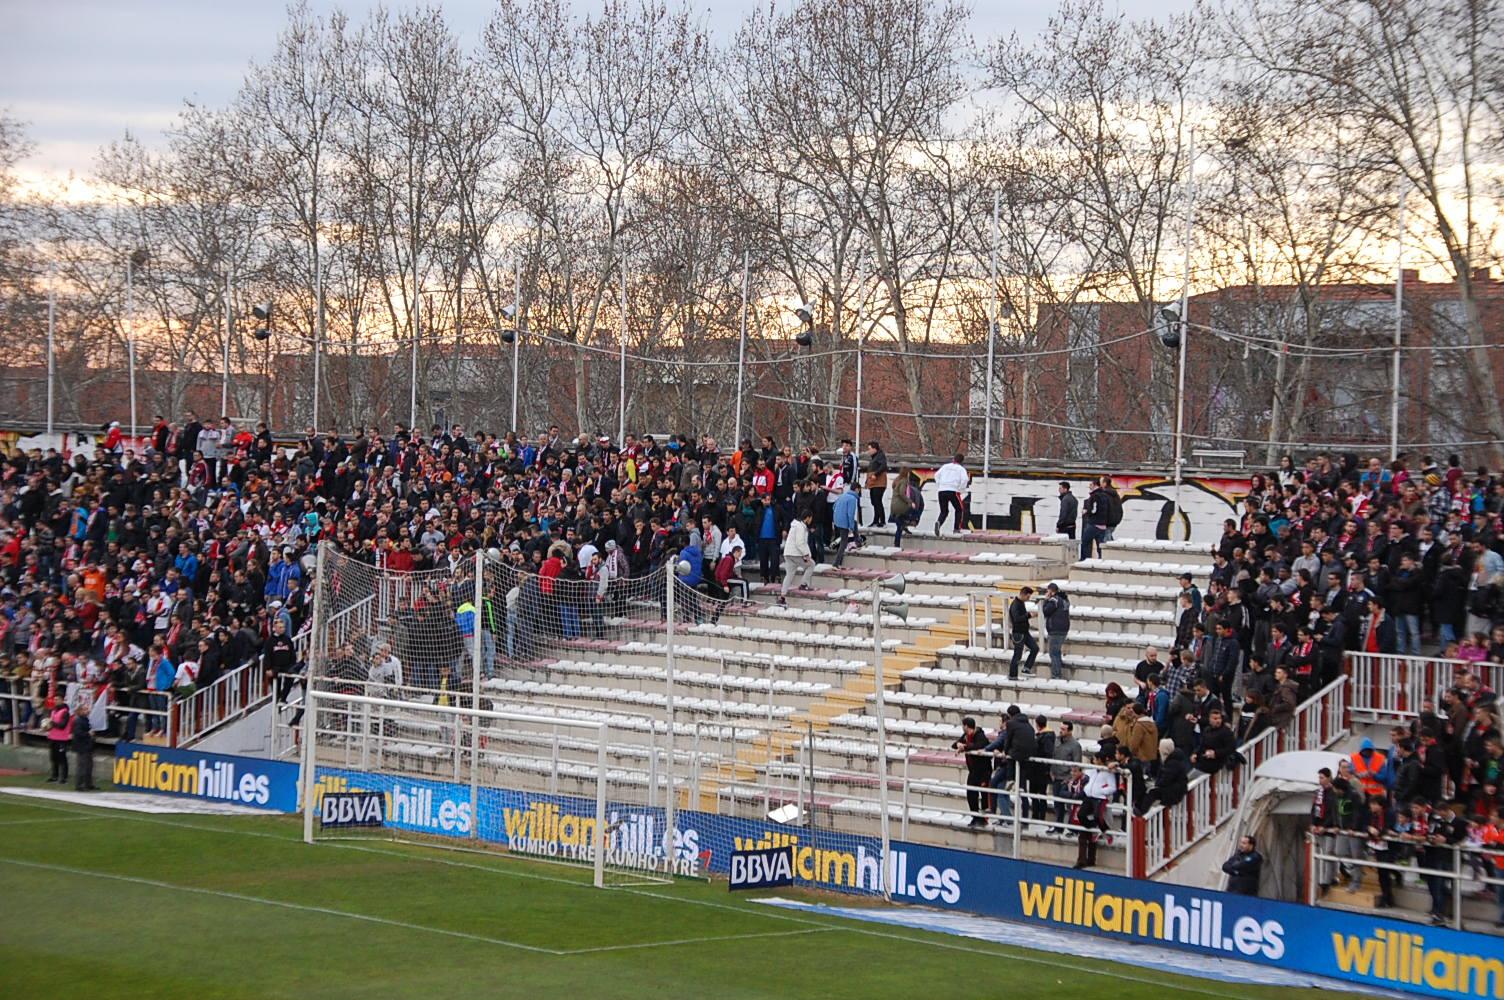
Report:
111,743,299,812
234,762,1500,1000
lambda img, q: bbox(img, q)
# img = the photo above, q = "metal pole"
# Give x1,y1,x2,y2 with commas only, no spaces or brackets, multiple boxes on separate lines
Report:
1171,130,1196,534
46,276,55,436
313,253,323,432
470,550,484,840
984,188,998,485
664,563,677,863
222,269,232,417
871,584,891,900
410,259,419,430
854,340,863,466
618,249,628,442
1390,190,1407,462
734,250,749,447
511,261,521,430
594,722,608,888
302,540,330,845
126,259,137,442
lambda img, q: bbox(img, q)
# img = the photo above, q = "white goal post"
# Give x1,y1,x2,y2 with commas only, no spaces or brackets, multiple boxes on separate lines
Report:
300,688,622,887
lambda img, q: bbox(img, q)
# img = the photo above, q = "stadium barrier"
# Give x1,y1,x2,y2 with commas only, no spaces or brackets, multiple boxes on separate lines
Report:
1134,675,1350,877
1306,831,1504,933
1348,652,1503,724
110,741,300,812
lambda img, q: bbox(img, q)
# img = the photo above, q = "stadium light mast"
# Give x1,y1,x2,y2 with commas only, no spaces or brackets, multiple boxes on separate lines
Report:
1171,130,1196,536
125,248,148,442
871,572,907,901
46,265,55,436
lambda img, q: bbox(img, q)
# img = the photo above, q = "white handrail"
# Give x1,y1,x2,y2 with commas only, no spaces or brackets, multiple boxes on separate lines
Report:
1347,651,1501,723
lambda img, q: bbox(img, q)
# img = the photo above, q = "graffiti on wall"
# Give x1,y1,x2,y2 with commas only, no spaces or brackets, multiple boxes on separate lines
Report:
900,469,1252,545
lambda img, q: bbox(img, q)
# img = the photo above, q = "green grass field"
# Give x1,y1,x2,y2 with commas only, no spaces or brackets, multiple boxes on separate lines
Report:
0,774,1347,1000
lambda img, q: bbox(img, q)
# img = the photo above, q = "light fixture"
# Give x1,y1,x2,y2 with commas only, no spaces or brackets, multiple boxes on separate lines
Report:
129,248,149,268
501,304,517,320
1158,306,1182,349
253,327,271,341
795,329,813,347
794,302,814,325
252,302,273,322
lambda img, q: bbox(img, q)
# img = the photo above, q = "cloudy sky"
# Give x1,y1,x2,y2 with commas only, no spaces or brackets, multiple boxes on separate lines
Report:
2,0,1192,188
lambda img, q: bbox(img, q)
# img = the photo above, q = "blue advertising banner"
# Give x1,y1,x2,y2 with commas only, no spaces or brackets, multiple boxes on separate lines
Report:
111,742,299,812
728,846,794,891
310,764,1503,1000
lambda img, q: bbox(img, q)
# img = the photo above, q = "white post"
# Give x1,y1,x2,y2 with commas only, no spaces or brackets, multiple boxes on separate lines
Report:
664,562,678,864
222,269,232,418
1390,190,1407,462
984,188,999,486
301,686,318,844
126,258,137,442
871,584,891,900
1171,130,1197,533
618,249,628,442
301,541,329,845
46,275,55,436
470,550,484,839
734,250,749,447
854,339,864,466
594,722,608,888
313,253,323,432
410,260,419,431
511,261,521,430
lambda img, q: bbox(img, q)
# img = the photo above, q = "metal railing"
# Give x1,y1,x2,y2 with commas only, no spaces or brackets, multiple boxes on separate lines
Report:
1134,675,1350,877
1306,831,1504,934
1348,652,1503,723
171,660,269,747
1,685,174,746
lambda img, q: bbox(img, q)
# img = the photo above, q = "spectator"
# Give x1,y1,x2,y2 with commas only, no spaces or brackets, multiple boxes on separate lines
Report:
952,716,992,828
1191,708,1235,774
1113,703,1159,764
1041,583,1070,678
45,700,70,783
890,466,923,548
1006,586,1038,680
71,699,96,791
1222,835,1264,896
864,442,888,529
778,511,815,605
1080,478,1112,560
1050,721,1082,827
1055,481,1077,541
933,454,969,536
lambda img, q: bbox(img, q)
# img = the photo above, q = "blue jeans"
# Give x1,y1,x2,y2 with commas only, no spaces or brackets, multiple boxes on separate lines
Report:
1396,615,1421,656
1080,523,1107,560
1438,622,1458,650
1009,633,1038,678
481,631,497,677
1047,634,1067,676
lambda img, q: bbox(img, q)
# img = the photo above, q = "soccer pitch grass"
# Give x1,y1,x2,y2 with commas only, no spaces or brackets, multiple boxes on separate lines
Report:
0,777,1341,1000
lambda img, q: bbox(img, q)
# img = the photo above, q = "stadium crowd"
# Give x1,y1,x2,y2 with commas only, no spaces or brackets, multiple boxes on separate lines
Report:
962,452,1504,878
0,409,1498,909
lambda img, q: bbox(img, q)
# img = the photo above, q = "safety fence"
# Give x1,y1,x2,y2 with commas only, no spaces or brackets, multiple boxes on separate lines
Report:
1348,652,1503,724
1307,831,1504,934
1134,675,1350,877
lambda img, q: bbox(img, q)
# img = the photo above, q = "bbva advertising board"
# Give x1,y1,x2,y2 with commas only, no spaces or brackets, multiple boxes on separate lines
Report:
111,742,299,812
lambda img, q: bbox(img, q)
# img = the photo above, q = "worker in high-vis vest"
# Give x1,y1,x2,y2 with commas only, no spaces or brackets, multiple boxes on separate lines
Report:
1349,738,1390,800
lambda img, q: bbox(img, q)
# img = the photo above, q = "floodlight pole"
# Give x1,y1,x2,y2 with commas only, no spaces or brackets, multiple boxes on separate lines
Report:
1171,130,1196,535
1390,190,1407,462
126,257,138,442
46,269,55,436
734,250,749,447
313,251,323,433
410,257,420,431
511,261,522,431
984,188,999,488
222,269,232,418
618,250,628,443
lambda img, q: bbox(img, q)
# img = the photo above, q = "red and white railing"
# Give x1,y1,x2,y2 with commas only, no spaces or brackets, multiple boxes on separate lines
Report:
170,659,268,747
1133,674,1349,877
1347,652,1502,723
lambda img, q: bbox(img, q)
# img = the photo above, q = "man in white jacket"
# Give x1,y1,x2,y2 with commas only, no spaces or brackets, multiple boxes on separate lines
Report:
779,511,816,604
933,453,970,536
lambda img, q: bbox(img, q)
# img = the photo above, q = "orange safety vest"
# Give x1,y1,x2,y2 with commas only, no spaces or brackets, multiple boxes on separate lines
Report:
1350,750,1388,798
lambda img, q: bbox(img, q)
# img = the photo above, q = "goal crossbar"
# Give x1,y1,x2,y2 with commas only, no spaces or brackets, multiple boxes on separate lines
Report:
300,687,612,888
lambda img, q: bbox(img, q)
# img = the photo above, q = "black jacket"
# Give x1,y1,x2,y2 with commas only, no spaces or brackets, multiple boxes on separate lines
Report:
1007,597,1032,635
1041,594,1070,635
1156,750,1190,806
1195,723,1236,773
1222,849,1263,895
1056,491,1078,532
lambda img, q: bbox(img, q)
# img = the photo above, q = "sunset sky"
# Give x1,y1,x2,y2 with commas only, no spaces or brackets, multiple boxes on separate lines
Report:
1,0,1195,191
